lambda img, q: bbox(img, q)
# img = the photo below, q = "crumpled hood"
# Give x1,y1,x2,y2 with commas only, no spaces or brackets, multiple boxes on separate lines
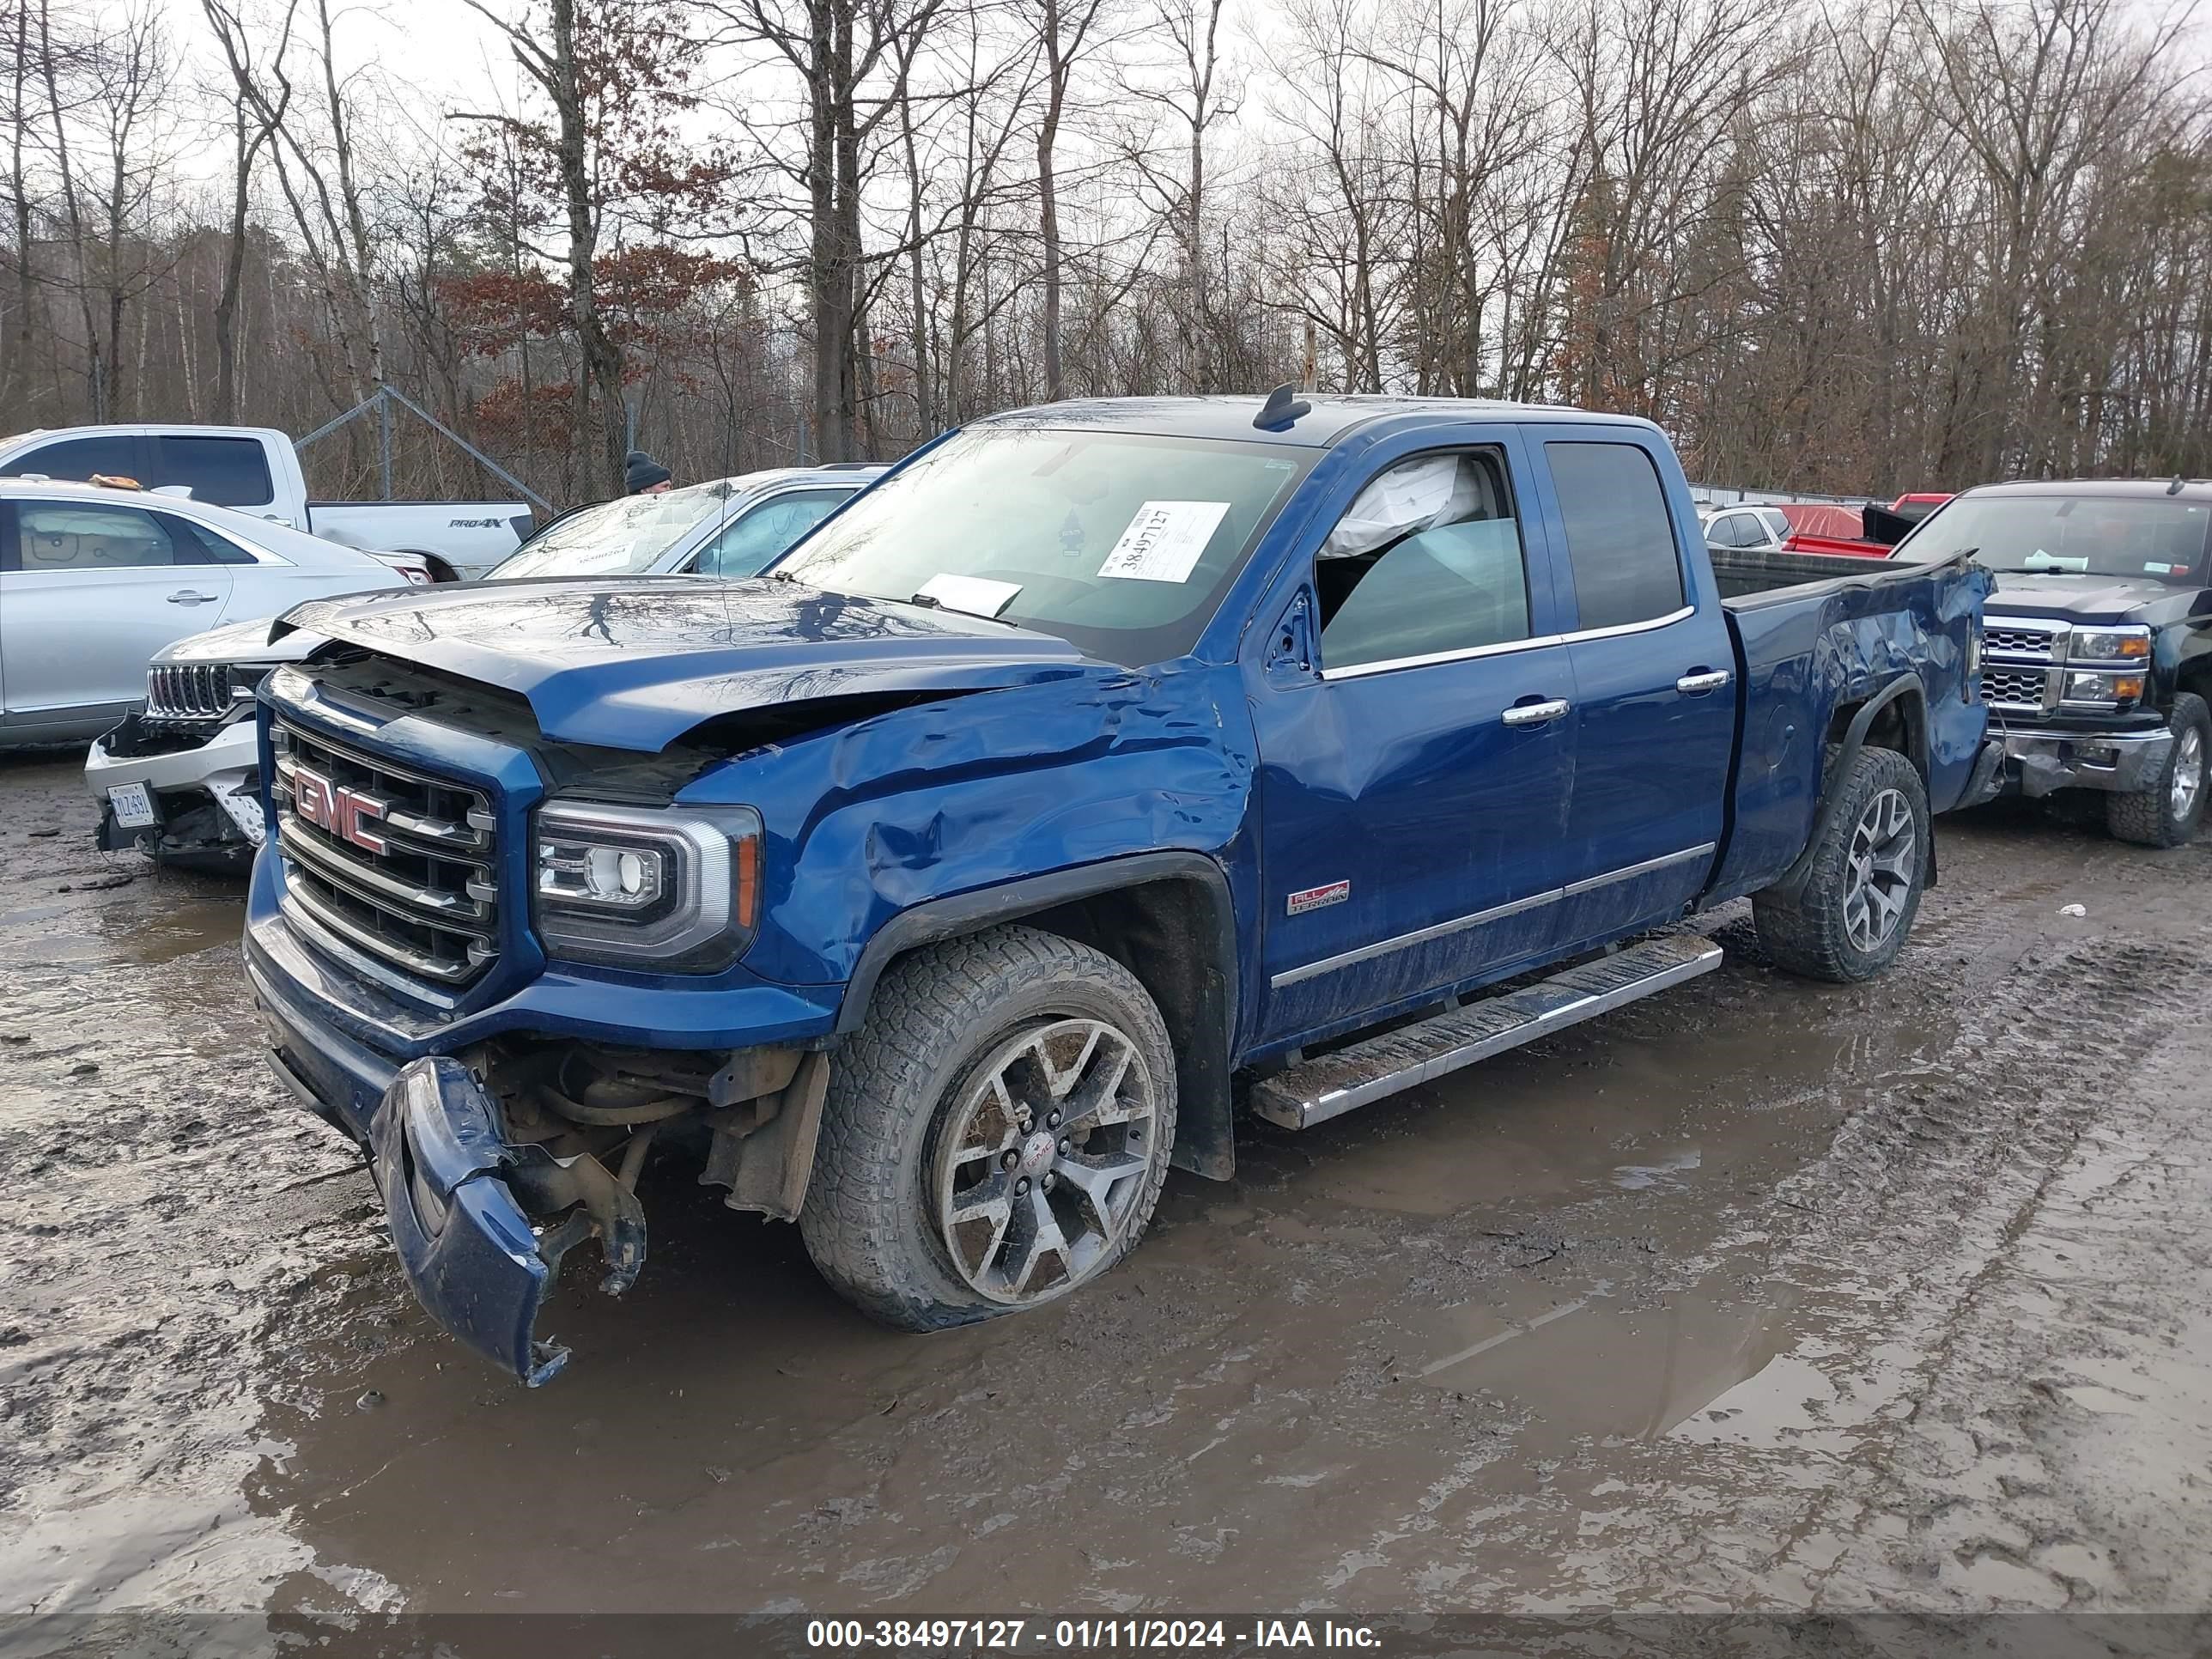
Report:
1986,570,2189,623
275,576,1111,751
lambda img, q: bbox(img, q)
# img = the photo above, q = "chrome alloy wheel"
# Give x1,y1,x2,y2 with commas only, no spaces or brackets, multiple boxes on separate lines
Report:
2171,725,2205,823
1844,786,1917,953
932,1018,1160,1305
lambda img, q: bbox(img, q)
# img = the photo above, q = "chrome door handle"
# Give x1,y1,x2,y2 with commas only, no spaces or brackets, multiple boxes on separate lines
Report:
167,590,219,605
1501,698,1571,726
1676,670,1732,694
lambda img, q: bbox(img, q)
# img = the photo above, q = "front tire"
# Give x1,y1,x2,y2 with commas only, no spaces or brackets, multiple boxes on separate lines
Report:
1753,746,1930,983
801,926,1177,1331
2106,693,2209,848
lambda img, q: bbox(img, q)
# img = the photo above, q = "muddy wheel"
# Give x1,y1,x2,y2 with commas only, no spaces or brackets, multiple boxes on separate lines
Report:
1753,746,1929,983
800,925,1177,1331
2106,693,2209,848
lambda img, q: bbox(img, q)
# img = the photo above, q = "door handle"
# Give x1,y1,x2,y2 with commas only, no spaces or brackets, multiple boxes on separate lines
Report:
167,590,219,605
1676,669,1732,694
1501,698,1571,726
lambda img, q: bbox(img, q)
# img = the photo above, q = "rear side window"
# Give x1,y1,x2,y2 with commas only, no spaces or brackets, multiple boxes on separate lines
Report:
163,514,259,565
147,435,276,507
1546,441,1686,632
1,433,141,483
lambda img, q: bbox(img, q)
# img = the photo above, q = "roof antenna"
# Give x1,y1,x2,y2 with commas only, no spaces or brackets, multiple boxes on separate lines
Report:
2167,475,2187,495
1254,383,1312,433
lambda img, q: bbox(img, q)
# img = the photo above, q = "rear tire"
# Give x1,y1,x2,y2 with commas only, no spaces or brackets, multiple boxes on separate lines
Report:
1753,746,1930,983
2106,693,2209,848
800,925,1177,1332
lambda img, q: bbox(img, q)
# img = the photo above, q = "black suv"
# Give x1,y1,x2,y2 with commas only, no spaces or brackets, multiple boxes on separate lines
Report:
1898,479,2212,847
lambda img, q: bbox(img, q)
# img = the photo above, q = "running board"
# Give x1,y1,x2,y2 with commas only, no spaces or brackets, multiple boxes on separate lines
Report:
1250,934,1723,1130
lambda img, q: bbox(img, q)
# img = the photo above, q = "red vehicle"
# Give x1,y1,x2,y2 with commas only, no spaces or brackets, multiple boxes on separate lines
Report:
1783,494,1954,558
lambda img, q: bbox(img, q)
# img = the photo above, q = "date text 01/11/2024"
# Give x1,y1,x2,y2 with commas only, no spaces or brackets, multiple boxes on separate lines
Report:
804,1620,1382,1649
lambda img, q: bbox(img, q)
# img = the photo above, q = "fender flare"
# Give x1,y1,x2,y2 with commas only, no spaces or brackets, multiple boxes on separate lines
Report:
835,850,1242,1180
1765,672,1932,903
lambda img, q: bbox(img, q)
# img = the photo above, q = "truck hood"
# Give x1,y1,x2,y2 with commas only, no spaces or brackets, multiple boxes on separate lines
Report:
1984,570,2187,623
275,576,1110,751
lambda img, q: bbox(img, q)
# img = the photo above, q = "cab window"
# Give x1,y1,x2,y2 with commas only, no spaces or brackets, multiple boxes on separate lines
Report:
0,433,141,484
147,434,276,507
1545,441,1686,632
1315,449,1533,672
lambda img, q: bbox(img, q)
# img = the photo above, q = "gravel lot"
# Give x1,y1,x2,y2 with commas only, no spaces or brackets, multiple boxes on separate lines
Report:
4,746,2211,1638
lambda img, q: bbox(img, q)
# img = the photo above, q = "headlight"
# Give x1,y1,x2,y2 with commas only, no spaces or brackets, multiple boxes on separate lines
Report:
532,800,763,972
2068,627,2150,663
2059,670,2145,709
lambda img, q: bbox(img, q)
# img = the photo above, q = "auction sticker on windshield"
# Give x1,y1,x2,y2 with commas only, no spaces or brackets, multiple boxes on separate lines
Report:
1098,501,1231,583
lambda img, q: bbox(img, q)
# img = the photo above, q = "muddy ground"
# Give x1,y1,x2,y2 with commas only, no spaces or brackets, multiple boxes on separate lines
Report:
4,748,2212,1642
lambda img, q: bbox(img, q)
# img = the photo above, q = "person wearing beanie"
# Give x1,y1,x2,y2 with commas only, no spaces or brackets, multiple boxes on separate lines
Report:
626,450,673,495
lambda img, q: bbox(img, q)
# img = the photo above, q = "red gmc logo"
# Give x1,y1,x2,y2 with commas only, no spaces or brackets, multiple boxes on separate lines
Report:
292,764,388,854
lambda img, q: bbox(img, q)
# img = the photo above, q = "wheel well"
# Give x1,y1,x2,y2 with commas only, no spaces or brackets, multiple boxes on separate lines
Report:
850,872,1240,1181
1826,687,1927,781
2175,659,2212,710
997,878,1237,1180
414,553,460,583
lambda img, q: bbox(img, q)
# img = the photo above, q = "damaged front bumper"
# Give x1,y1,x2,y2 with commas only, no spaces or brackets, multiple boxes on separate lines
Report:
1997,726,2172,798
87,711,265,860
370,1057,644,1387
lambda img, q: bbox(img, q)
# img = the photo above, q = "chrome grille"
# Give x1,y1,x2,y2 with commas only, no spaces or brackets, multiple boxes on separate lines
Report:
1984,667,2052,712
147,663,234,720
270,718,499,987
1983,617,2063,713
1984,623,2057,659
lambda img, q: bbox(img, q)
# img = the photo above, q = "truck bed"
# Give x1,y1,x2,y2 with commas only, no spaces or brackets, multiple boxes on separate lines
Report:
1704,546,1990,906
1711,544,1901,600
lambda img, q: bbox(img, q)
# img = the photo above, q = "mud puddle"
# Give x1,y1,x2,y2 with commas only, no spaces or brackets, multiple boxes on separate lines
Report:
230,950,1970,1614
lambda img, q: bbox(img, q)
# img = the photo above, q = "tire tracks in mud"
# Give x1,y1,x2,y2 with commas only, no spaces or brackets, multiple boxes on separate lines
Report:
1671,928,2212,1612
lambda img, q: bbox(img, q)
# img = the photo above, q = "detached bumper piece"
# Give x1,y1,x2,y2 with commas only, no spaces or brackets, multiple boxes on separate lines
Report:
2000,727,2171,798
1954,738,2007,811
372,1058,646,1386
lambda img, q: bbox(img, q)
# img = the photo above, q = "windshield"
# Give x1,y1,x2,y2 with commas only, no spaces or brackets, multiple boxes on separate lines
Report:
769,427,1311,665
1897,493,2210,583
489,483,732,579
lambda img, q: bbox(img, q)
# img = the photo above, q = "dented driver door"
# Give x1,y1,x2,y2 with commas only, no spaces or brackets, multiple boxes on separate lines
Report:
1248,429,1579,1048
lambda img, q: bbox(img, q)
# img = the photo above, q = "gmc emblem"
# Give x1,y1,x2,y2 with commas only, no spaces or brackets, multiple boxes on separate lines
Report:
292,764,388,854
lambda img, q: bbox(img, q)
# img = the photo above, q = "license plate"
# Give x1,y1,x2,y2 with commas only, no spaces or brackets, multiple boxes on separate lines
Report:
107,782,157,829
217,787,268,847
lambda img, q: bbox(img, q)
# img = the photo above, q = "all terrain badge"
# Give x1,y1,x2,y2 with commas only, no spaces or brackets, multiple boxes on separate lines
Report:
1287,879,1350,915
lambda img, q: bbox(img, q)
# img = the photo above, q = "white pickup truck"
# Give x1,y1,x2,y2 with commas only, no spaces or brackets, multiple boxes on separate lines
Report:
0,423,536,581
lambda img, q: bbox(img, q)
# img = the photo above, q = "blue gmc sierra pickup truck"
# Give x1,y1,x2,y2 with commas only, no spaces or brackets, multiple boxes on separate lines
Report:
243,392,1996,1382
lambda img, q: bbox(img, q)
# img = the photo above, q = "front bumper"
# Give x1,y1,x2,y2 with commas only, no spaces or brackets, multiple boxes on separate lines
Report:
370,1058,598,1386
1997,726,2172,798
87,716,264,854
246,859,842,1383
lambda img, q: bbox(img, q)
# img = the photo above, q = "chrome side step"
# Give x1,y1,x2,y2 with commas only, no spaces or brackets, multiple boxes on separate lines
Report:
1249,933,1723,1130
